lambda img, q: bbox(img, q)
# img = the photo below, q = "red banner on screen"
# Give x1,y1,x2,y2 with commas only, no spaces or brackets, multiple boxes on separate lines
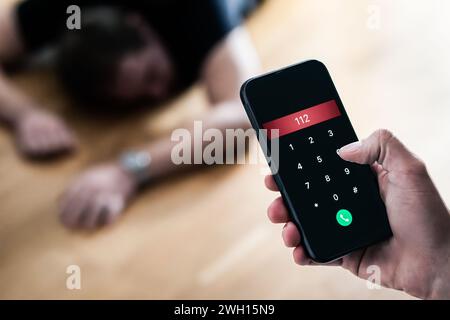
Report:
262,100,341,139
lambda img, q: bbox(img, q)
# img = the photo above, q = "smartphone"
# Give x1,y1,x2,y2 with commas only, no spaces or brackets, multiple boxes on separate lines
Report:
240,60,392,263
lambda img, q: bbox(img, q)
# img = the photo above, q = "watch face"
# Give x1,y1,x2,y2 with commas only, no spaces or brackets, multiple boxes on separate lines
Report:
120,151,152,183
241,60,391,262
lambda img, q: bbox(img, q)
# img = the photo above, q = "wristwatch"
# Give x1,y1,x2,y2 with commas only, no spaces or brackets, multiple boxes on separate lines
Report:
119,150,152,186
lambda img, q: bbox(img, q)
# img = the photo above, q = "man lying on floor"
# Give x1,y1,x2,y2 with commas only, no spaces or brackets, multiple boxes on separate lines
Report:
0,0,261,229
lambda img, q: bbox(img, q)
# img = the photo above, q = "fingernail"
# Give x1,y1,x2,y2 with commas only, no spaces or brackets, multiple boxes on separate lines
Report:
340,141,362,153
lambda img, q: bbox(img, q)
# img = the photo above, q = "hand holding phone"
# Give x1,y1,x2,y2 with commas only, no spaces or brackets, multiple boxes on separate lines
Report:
241,60,450,298
266,129,450,299
240,60,391,262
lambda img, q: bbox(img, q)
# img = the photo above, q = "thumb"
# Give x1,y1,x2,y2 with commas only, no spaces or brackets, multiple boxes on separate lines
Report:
338,129,423,172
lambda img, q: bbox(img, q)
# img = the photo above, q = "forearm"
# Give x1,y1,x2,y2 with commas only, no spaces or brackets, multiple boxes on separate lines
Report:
0,6,31,126
126,100,250,183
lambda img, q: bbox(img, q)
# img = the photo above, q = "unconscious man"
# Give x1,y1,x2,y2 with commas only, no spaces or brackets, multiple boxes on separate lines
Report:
0,0,261,229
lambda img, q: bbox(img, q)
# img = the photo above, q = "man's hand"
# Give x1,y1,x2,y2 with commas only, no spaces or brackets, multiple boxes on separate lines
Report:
266,129,450,299
14,109,76,157
60,163,138,229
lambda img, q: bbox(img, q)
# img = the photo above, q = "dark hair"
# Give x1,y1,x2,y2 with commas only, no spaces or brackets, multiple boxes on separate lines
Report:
57,7,146,104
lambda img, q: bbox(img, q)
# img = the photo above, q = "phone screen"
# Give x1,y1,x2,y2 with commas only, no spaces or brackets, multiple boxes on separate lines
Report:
241,60,391,262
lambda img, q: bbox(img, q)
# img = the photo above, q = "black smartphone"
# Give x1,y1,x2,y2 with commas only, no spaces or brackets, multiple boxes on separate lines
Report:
240,60,392,263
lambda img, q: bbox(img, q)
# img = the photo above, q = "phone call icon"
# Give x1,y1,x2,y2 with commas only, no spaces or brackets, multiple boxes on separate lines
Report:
336,209,353,227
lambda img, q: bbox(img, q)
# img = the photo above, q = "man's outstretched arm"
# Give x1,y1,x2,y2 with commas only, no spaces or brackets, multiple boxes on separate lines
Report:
60,26,261,229
0,5,75,157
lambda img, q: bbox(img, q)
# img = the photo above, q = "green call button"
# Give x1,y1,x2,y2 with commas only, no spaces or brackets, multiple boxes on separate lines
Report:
336,209,353,227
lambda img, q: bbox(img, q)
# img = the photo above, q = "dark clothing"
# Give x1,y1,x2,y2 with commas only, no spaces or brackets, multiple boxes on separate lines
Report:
15,0,254,88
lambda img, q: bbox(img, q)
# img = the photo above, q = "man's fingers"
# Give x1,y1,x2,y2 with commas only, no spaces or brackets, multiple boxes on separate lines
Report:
81,195,106,230
60,199,86,229
267,197,289,223
87,194,123,228
60,191,124,230
338,129,422,172
102,194,124,225
60,189,93,229
264,175,279,191
91,193,124,226
282,222,301,247
293,246,312,265
53,125,76,149
19,125,76,157
24,130,47,155
293,246,343,266
60,130,77,149
38,128,74,153
40,131,60,151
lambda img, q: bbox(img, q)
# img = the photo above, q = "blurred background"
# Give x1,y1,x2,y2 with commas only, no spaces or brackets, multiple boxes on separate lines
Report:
1,0,449,299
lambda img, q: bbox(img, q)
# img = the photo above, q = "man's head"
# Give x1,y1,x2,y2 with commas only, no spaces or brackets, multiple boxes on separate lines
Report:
57,7,174,108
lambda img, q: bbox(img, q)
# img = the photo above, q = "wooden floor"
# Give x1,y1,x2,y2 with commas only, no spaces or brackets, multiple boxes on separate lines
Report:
1,0,449,299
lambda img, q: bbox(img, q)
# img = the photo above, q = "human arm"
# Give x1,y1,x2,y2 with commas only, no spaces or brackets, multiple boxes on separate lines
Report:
0,5,75,157
59,26,261,228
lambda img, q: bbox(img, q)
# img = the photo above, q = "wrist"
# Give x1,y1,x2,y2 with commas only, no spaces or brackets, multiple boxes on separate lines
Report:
118,150,152,187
